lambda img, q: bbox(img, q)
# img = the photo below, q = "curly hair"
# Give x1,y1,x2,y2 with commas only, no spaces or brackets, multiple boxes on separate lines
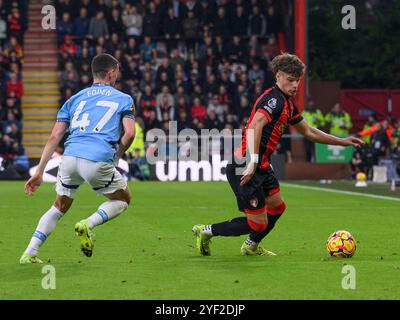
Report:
271,53,306,78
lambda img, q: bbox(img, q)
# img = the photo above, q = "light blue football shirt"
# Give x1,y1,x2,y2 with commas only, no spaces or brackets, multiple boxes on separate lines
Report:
56,83,135,162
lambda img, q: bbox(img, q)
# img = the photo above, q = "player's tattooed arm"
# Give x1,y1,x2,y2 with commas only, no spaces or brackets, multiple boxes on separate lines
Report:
25,121,69,195
240,112,269,186
293,119,364,147
116,117,136,160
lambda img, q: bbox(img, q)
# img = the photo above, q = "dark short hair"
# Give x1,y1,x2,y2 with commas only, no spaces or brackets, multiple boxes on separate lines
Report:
91,53,119,79
271,53,305,78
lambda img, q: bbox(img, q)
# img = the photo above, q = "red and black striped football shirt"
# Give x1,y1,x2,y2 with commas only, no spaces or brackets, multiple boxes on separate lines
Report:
237,86,303,169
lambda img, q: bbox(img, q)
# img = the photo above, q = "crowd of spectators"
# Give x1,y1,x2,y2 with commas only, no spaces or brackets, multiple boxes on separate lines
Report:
301,98,400,182
56,0,284,138
351,116,400,181
55,0,286,179
2,0,398,183
0,0,29,177
301,100,353,163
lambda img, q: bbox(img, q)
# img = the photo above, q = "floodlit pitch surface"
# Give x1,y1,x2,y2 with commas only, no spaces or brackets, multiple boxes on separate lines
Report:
1,180,399,299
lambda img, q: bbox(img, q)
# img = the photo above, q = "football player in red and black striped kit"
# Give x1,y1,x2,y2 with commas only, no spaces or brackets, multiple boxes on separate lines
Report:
192,53,364,256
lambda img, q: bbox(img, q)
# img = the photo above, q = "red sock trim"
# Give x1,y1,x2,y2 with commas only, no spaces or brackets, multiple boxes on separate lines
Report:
247,218,268,232
267,202,286,215
267,187,280,196
244,206,266,215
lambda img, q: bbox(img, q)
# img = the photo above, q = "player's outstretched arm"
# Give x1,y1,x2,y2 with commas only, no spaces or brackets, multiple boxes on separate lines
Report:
293,119,364,147
24,121,68,195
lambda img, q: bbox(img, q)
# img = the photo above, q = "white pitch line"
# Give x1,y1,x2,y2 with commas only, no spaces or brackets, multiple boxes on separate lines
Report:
282,183,400,202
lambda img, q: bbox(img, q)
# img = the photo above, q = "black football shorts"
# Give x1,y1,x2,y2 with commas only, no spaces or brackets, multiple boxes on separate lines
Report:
226,163,280,214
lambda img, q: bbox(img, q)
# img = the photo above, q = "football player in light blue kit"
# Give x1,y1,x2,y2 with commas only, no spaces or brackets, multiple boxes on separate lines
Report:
20,54,136,263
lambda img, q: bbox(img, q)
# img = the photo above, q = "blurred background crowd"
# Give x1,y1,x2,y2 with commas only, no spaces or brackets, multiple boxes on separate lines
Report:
1,0,399,182
0,0,29,176
56,0,285,136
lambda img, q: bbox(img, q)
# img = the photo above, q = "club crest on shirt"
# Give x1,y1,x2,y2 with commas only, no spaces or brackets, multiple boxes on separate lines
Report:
249,198,258,208
278,123,287,135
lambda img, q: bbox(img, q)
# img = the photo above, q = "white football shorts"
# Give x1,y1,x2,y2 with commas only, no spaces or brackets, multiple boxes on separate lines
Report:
56,155,127,198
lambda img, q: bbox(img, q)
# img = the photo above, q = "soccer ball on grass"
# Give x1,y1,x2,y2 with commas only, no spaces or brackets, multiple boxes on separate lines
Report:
326,230,356,258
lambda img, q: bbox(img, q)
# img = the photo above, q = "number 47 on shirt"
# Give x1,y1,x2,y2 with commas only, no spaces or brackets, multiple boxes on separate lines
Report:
71,100,119,132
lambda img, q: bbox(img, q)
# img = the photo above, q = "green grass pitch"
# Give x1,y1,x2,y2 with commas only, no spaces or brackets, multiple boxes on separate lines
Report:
0,180,399,299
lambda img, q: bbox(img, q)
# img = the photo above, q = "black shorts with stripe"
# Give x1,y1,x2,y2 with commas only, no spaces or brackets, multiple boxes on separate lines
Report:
226,163,280,214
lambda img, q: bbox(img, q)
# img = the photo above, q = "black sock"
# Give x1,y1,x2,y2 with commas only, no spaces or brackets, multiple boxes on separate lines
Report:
249,214,282,243
211,217,252,237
